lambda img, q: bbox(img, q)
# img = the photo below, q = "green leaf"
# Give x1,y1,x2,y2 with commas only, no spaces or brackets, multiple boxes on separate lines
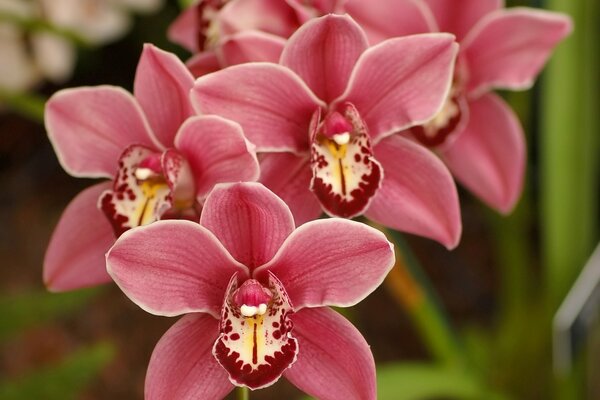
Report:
0,288,101,340
0,342,115,400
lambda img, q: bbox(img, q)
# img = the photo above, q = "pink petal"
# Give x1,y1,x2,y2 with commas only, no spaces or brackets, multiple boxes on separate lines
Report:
337,34,458,142
365,135,461,249
200,182,295,271
219,31,286,66
167,4,199,52
133,44,195,148
462,8,572,95
145,313,234,400
440,93,525,213
106,220,249,318
257,218,394,309
161,148,196,206
186,51,222,78
219,0,299,38
191,63,324,152
344,0,434,44
423,0,502,41
259,152,322,226
174,116,259,199
44,182,115,291
284,307,376,400
280,14,368,103
45,86,158,178
213,273,298,389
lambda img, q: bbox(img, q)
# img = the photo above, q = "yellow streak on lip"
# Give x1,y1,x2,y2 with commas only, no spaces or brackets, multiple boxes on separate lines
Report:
242,315,265,366
132,181,169,227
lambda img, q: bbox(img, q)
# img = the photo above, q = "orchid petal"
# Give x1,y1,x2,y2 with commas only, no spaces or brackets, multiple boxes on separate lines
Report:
259,152,322,226
134,44,195,148
257,218,394,309
45,86,158,178
462,8,572,95
192,63,324,152
344,0,434,44
284,307,376,400
281,14,368,103
440,93,525,213
186,51,222,78
106,220,249,318
213,273,298,389
145,314,234,400
366,135,461,249
337,34,458,142
219,0,299,38
219,31,286,65
174,116,260,199
200,182,295,271
423,0,502,41
167,4,198,52
44,182,114,291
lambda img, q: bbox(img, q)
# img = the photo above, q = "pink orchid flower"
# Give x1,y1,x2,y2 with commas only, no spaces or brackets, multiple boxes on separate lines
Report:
191,14,462,249
107,182,394,398
353,0,572,212
43,43,259,292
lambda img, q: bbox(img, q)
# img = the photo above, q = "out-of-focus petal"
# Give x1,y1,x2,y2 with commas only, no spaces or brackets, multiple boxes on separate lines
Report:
462,8,572,95
134,44,195,147
174,116,260,199
257,219,394,309
259,152,322,226
440,93,525,213
219,30,285,65
423,0,502,41
192,63,324,152
200,182,295,271
107,220,249,318
280,14,368,103
186,51,222,77
45,86,158,178
366,135,461,249
344,0,434,44
44,182,114,291
284,307,376,400
145,314,234,400
218,0,298,38
31,33,75,83
167,3,198,52
337,34,458,142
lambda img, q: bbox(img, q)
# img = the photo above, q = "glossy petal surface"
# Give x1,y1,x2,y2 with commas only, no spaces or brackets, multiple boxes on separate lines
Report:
441,93,525,213
44,182,115,291
200,182,295,271
284,307,376,400
366,135,461,249
107,220,248,318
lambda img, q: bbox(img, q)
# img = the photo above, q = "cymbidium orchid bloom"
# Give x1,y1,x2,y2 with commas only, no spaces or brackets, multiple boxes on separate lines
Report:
353,0,572,212
107,182,394,399
43,44,259,291
192,14,462,249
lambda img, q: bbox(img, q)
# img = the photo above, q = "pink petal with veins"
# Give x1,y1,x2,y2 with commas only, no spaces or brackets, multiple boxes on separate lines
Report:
45,86,158,178
281,14,368,103
366,135,461,249
192,63,324,152
107,220,249,318
284,307,376,400
441,93,525,214
145,313,234,400
44,182,115,291
337,34,458,142
462,8,572,95
423,0,502,41
200,182,295,271
257,218,394,309
174,115,260,199
134,44,195,148
219,31,286,66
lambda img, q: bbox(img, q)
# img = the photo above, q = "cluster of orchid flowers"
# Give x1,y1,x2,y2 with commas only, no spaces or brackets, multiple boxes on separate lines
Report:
42,1,571,399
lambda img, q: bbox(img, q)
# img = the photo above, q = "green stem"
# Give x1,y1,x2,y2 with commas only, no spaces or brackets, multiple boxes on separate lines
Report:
0,11,89,47
236,386,249,400
381,228,466,369
0,89,46,123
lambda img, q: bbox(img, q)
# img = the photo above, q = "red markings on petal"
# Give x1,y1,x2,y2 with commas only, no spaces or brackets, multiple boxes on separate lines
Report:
213,273,298,390
310,103,382,218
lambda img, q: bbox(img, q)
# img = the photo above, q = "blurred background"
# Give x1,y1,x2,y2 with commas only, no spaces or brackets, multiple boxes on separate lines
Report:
0,0,598,399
